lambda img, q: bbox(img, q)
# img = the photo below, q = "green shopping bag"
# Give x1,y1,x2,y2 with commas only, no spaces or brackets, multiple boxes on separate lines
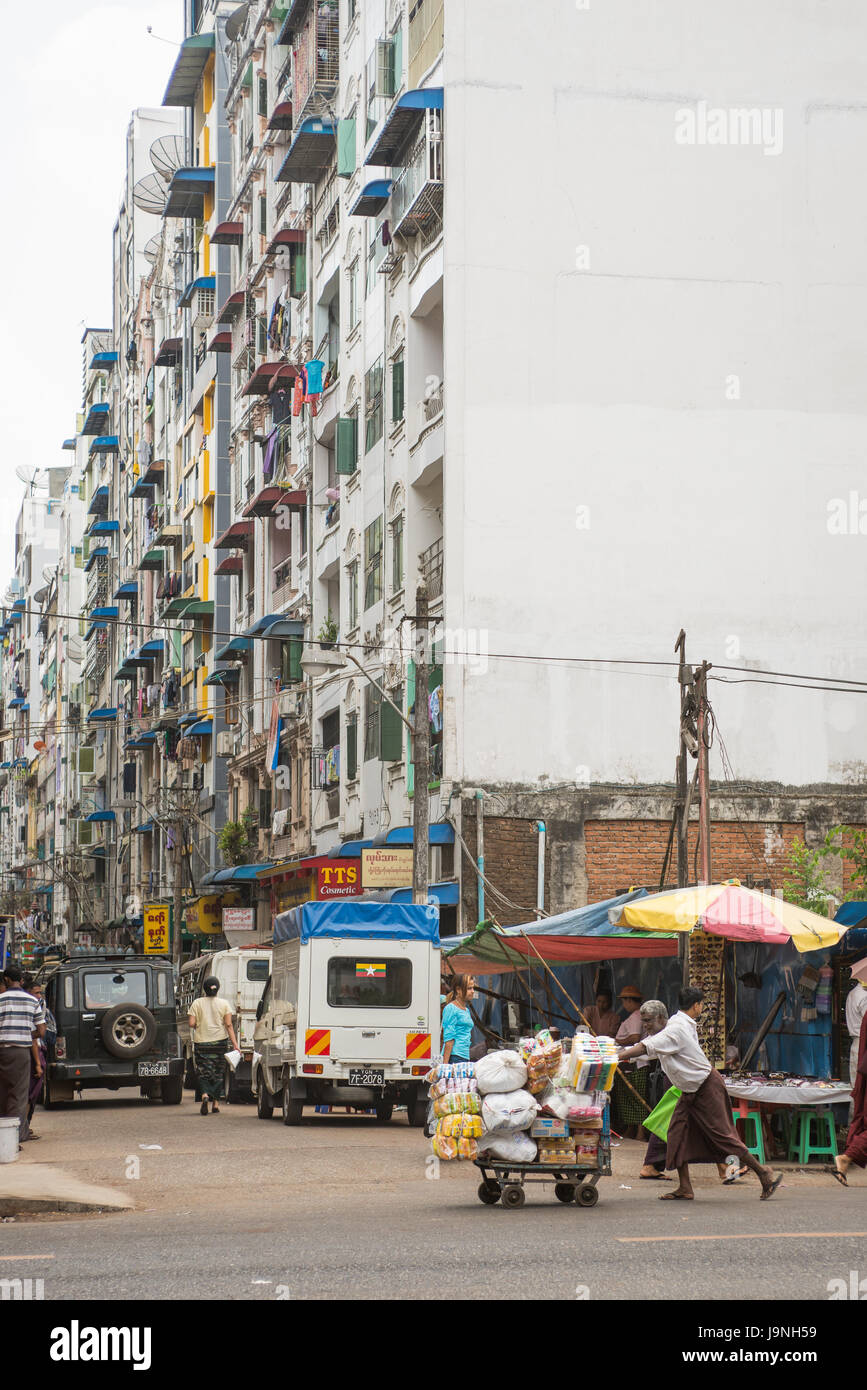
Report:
642,1085,682,1140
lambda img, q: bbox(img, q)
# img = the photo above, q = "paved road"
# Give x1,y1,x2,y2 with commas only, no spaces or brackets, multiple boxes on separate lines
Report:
3,1090,865,1301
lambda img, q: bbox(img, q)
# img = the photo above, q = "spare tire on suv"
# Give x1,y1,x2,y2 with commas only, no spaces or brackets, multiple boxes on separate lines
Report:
100,1003,158,1059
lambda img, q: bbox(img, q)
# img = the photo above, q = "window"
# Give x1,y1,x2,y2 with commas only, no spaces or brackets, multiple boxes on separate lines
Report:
63,976,74,1009
364,683,381,760
259,193,268,236
364,516,383,608
156,973,168,1006
337,413,358,476
258,75,269,118
327,956,412,1008
391,513,404,593
337,115,356,178
83,972,148,1009
381,684,403,762
366,223,386,296
347,558,359,628
348,259,360,329
280,638,303,686
365,358,383,452
247,959,269,982
346,712,358,779
391,352,404,423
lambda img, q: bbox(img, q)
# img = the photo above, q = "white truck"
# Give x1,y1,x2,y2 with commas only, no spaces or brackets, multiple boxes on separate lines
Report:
177,945,272,1101
253,900,440,1125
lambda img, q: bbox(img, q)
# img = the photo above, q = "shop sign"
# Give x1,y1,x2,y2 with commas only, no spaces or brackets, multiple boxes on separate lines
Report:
361,847,414,889
274,876,316,913
223,906,256,932
185,893,241,936
317,860,362,898
143,904,171,955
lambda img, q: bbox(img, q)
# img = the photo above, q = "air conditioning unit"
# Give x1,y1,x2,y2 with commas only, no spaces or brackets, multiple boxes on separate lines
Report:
216,730,234,757
279,688,301,720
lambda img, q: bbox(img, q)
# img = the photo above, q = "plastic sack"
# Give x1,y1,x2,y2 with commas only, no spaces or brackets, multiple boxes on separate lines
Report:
542,1088,603,1123
426,1060,475,1085
224,1048,242,1071
482,1088,537,1134
429,1076,478,1100
457,1137,479,1161
437,1113,483,1140
476,1129,538,1163
474,1049,528,1095
431,1134,458,1161
433,1091,482,1118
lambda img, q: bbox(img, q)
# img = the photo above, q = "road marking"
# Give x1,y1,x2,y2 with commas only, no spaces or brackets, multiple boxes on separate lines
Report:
617,1231,867,1243
0,1253,55,1261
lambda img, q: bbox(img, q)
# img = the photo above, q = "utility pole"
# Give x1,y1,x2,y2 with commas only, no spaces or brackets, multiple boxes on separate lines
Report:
411,582,430,905
173,827,184,977
674,630,689,889
695,659,713,885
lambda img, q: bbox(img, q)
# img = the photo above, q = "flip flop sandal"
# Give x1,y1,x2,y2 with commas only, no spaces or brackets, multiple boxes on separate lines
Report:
825,1166,848,1187
722,1167,749,1185
659,1190,694,1200
640,1173,673,1181
760,1172,784,1200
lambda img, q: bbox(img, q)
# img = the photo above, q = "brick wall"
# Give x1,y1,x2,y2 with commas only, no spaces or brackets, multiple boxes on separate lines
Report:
584,819,805,901
461,811,549,926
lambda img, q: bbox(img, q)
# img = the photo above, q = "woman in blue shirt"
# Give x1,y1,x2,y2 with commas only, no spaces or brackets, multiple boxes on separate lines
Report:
441,975,477,1063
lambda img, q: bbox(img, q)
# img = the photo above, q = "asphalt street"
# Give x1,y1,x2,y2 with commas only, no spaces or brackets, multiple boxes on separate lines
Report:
3,1090,865,1301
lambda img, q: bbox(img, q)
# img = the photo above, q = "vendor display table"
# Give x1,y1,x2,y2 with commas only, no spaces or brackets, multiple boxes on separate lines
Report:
724,1079,851,1107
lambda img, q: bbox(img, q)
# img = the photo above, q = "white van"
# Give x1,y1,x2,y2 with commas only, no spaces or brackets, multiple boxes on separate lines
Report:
178,945,272,1100
253,900,440,1125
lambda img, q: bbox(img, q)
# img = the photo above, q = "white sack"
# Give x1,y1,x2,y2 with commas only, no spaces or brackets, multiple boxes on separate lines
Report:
474,1049,528,1095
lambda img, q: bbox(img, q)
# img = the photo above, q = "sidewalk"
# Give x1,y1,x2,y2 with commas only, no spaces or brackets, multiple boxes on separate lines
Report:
0,1148,134,1216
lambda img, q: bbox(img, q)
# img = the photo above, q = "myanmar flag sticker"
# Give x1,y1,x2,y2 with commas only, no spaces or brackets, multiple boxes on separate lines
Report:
356,962,386,978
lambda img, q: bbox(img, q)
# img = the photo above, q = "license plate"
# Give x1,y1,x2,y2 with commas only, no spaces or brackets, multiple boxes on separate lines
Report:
348,1068,384,1086
137,1061,169,1077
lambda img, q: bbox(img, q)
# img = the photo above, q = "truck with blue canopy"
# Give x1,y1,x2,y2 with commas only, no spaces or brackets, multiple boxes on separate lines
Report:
252,901,441,1126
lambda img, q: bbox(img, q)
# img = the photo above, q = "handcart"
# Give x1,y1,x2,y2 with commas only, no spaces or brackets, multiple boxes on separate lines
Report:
473,1109,612,1209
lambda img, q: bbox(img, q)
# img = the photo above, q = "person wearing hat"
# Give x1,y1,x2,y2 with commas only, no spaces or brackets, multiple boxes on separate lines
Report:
188,977,239,1116
615,986,644,1047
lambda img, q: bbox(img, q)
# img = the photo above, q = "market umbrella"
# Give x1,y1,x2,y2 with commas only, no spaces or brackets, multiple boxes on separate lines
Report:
608,881,847,954
851,955,867,985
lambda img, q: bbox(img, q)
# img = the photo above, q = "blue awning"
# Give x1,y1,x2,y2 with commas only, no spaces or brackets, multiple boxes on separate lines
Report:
88,485,110,515
245,614,306,639
82,401,110,435
84,547,109,572
163,167,215,219
134,821,155,834
274,900,440,946
204,668,240,686
12,600,25,610
371,822,454,847
88,519,119,535
326,838,374,859
215,636,253,660
349,179,392,217
385,881,460,907
33,885,54,894
276,119,336,184
365,88,444,167
187,719,213,735
130,479,155,498
8,698,25,709
114,582,139,600
85,621,107,641
89,351,118,370
0,762,10,770
179,275,215,308
89,436,119,455
85,810,116,823
62,438,76,451
202,863,275,887
139,640,166,656
87,707,117,722
244,613,283,637
90,606,118,620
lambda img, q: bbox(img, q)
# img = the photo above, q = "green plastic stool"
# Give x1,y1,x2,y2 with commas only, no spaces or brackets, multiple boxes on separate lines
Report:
731,1108,766,1164
787,1107,838,1164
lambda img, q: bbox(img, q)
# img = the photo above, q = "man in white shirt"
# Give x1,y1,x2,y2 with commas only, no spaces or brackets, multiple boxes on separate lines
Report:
846,976,867,1093
618,986,782,1202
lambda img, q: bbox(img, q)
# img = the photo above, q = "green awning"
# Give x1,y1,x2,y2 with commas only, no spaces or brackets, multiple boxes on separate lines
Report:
162,596,192,617
138,549,165,571
179,600,215,618
162,32,215,107
204,668,240,687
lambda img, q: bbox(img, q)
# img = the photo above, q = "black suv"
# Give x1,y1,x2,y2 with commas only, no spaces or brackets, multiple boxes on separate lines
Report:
40,955,184,1106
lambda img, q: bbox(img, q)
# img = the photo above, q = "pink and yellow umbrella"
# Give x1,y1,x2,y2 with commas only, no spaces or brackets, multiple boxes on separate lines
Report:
609,881,846,955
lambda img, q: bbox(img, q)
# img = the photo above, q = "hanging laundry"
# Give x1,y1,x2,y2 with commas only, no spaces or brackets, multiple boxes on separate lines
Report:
305,359,325,395
429,685,443,734
292,375,304,417
263,429,279,477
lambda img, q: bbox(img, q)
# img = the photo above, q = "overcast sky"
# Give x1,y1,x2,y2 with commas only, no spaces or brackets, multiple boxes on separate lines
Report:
0,0,183,580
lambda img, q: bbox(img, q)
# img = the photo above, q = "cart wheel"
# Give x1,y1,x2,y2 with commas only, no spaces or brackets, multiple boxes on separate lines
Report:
576,1184,599,1207
477,1181,501,1205
554,1182,576,1204
501,1184,525,1209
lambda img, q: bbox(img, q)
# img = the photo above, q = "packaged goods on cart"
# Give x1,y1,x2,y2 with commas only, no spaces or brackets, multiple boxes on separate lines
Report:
571,1128,600,1157
429,1075,478,1100
541,1088,606,1123
432,1134,458,1160
481,1089,538,1134
531,1115,570,1139
476,1128,538,1163
538,1139,577,1164
474,1049,528,1095
437,1112,483,1139
426,1060,476,1085
563,1035,619,1092
433,1090,482,1117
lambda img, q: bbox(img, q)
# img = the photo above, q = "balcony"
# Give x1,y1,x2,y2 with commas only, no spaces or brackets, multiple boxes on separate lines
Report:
409,0,444,89
390,114,443,238
419,536,443,602
409,384,443,488
270,560,296,612
290,1,339,125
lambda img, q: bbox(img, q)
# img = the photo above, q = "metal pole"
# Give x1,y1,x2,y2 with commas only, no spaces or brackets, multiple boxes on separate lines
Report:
674,629,689,889
172,814,183,977
696,660,712,885
476,789,485,924
412,583,429,905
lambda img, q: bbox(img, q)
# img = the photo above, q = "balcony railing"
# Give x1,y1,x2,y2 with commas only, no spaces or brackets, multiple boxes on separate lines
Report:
293,3,339,122
419,536,443,600
391,115,443,238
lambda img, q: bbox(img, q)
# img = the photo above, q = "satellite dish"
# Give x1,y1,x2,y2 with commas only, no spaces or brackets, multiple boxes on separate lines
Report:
226,2,252,42
143,233,162,265
42,565,55,585
15,466,46,494
132,173,169,216
150,135,186,181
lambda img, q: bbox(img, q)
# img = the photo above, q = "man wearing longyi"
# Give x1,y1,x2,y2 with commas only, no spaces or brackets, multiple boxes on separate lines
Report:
617,986,783,1201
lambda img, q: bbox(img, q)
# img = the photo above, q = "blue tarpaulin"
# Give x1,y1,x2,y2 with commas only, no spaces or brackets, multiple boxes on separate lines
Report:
274,900,440,946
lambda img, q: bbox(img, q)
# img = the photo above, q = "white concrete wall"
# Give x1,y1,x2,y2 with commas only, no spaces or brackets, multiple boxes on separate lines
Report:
444,0,867,789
